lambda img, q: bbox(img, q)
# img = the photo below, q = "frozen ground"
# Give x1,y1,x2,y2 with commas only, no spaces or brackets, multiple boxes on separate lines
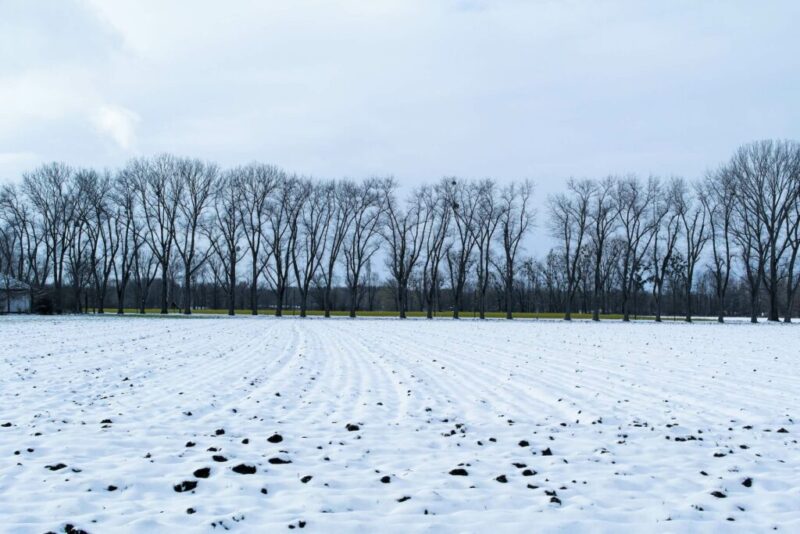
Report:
0,316,798,533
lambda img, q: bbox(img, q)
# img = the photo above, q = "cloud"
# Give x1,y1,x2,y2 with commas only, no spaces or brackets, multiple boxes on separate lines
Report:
1,0,798,222
92,105,140,151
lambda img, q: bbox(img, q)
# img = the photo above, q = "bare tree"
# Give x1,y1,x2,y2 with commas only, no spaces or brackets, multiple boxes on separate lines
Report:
586,177,617,321
265,173,306,316
66,172,93,312
699,167,736,322
674,178,709,322
174,158,217,314
650,178,680,322
615,175,659,321
382,180,431,319
730,140,800,321
210,170,246,315
83,169,119,313
0,185,48,289
421,181,451,319
731,183,768,323
239,163,279,314
292,180,333,317
320,179,357,317
343,177,385,318
22,162,77,313
134,155,182,314
115,162,157,315
110,170,139,315
548,179,591,320
784,199,800,322
474,180,502,319
445,178,480,319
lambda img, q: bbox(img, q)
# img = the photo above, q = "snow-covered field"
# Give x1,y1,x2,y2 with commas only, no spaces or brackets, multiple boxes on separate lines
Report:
0,316,798,533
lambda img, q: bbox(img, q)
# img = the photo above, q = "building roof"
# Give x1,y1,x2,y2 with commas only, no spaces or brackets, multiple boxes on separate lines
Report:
0,275,31,291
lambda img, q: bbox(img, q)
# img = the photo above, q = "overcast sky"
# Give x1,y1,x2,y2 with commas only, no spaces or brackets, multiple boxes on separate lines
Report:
2,0,799,205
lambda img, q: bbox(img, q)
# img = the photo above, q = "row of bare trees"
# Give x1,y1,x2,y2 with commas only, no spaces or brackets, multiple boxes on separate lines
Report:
548,139,800,322
0,155,534,318
2,139,798,321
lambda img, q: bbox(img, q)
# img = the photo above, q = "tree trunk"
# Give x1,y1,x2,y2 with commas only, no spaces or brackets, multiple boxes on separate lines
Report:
250,262,258,315
160,261,169,314
299,287,308,318
564,293,572,321
323,284,332,318
768,254,779,321
685,275,693,323
275,286,284,317
505,282,513,320
116,285,125,315
785,281,798,323
349,286,357,318
74,285,81,314
183,263,192,315
53,253,63,314
784,258,798,323
397,283,406,319
592,251,601,321
228,260,236,316
654,283,663,322
621,282,630,322
452,276,462,319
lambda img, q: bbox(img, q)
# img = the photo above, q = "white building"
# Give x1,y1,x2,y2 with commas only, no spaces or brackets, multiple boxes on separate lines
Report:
1,275,32,313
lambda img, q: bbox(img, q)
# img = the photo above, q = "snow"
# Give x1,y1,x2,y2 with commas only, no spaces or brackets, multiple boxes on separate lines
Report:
0,316,798,533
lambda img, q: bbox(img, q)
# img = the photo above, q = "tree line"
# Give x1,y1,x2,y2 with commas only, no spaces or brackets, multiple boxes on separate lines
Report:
1,139,799,322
